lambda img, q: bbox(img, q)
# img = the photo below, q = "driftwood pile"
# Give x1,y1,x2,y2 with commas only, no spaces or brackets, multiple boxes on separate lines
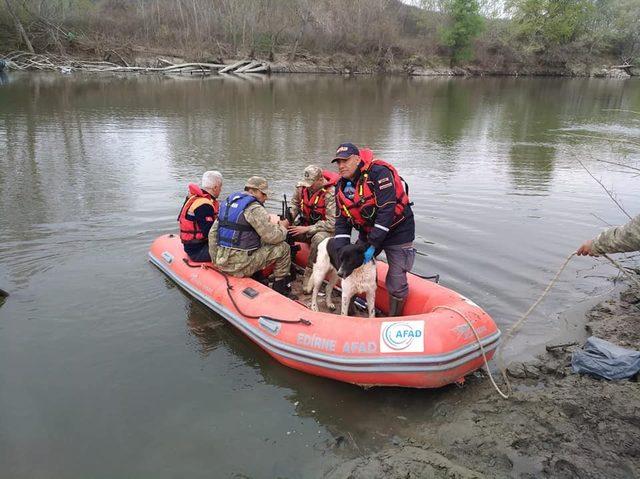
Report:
0,52,270,75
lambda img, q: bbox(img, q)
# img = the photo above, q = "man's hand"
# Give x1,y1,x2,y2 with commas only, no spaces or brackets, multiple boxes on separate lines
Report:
363,245,375,263
268,213,280,224
577,240,599,256
288,225,310,237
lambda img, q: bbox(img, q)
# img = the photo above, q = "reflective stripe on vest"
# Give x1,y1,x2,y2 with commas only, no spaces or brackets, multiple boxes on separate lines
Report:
335,149,410,232
217,192,261,251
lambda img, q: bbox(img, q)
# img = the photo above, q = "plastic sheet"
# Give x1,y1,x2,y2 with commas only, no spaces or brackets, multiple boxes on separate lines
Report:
571,336,640,380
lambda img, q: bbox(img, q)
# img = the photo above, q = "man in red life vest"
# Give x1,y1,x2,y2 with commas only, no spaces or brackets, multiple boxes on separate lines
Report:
332,143,416,316
287,165,336,292
177,170,223,262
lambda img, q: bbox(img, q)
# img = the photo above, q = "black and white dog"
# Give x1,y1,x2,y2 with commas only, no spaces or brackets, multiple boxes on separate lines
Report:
309,238,377,317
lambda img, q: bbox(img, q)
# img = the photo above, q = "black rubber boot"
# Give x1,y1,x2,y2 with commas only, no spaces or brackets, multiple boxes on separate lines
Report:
251,270,270,286
272,277,298,300
388,294,406,317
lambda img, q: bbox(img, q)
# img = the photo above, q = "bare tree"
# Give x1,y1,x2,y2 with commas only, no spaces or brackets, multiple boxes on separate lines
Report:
4,0,34,53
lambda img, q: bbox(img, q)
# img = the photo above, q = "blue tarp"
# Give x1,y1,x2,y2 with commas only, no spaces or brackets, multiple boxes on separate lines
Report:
572,336,640,380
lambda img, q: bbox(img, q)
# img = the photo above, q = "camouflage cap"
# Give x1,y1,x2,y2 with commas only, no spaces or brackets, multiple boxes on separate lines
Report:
297,165,323,188
244,176,270,196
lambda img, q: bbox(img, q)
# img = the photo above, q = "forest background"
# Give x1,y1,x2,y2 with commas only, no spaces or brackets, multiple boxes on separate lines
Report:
1,0,639,75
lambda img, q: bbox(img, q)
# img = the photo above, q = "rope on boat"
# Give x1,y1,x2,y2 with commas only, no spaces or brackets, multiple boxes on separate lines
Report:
182,259,311,326
433,305,511,399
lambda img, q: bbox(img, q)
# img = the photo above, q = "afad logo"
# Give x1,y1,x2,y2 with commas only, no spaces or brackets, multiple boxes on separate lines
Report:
380,321,425,353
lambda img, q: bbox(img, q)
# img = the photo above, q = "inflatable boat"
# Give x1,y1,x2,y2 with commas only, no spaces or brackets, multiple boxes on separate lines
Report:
149,234,500,388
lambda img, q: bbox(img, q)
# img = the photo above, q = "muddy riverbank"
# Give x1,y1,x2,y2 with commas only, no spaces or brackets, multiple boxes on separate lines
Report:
328,282,640,478
1,48,634,78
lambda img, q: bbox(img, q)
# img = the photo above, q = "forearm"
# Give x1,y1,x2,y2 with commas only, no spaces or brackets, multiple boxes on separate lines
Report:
247,205,287,244
592,214,640,254
208,220,219,259
334,215,352,248
290,188,301,220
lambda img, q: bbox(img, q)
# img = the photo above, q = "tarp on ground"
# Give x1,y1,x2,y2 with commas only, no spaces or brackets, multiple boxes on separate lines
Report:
571,336,640,380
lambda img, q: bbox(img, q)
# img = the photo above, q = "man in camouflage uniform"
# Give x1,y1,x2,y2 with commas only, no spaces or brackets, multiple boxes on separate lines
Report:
287,165,336,292
209,176,293,296
577,214,640,256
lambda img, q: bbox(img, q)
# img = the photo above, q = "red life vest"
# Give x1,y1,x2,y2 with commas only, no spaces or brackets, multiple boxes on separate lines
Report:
335,149,410,232
299,171,337,225
178,183,219,244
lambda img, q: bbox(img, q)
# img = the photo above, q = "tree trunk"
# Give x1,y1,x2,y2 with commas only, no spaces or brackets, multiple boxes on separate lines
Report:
4,0,34,53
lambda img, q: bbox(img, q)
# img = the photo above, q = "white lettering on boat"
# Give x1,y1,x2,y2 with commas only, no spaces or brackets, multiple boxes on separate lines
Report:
297,333,336,352
342,341,377,354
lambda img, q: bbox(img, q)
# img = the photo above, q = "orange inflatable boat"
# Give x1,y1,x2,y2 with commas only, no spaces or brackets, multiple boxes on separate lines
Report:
149,234,500,388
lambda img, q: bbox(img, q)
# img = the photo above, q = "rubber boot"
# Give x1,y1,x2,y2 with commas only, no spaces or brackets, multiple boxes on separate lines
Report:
272,277,298,300
388,294,406,317
302,267,314,294
251,270,269,286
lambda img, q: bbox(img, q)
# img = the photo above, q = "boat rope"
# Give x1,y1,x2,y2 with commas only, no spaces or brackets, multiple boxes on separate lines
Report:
433,305,510,399
182,259,311,326
450,250,640,399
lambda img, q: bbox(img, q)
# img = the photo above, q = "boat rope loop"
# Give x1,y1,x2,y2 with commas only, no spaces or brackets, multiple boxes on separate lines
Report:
182,258,311,326
433,305,511,399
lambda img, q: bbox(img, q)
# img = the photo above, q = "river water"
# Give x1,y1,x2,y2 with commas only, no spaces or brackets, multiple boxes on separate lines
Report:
1,73,638,478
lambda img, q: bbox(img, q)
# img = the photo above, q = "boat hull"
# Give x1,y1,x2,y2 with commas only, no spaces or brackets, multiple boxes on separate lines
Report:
149,234,500,388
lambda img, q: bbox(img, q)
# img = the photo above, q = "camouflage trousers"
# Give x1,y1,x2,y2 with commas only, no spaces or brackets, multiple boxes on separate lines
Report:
214,242,291,279
298,231,332,268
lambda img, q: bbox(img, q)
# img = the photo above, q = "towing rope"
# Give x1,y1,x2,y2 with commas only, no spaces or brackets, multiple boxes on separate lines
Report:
433,305,510,399
453,250,639,400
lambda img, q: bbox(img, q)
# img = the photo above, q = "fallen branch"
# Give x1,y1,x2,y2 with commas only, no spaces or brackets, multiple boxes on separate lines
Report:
219,59,250,73
545,342,578,351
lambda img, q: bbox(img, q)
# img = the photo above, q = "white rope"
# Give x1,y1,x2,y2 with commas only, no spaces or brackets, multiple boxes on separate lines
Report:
447,250,639,400
433,305,510,399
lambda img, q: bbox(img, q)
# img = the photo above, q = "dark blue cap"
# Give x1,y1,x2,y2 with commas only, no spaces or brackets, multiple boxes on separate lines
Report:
331,142,360,162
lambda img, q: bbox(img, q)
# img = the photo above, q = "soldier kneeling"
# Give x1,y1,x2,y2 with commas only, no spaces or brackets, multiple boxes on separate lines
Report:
208,176,294,297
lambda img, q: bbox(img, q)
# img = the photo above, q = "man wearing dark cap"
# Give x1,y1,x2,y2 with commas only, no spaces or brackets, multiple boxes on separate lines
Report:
287,165,336,292
332,143,415,316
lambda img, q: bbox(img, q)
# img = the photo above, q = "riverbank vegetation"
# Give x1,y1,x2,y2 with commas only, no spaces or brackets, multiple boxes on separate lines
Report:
1,0,639,74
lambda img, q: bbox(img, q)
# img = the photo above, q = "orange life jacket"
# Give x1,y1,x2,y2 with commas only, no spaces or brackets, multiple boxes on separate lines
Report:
335,149,410,232
299,170,337,225
178,183,219,244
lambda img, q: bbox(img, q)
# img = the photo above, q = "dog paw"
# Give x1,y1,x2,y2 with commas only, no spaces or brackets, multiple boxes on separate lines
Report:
310,303,319,312
327,302,336,311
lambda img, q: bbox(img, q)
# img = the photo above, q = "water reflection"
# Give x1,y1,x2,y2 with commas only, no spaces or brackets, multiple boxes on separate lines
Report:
1,72,639,477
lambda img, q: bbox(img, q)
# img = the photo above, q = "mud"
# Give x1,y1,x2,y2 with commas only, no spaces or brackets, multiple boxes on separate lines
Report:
327,282,640,478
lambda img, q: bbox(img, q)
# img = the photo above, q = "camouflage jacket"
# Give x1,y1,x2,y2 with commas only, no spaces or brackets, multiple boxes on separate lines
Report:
290,182,336,235
592,214,640,254
209,201,287,265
